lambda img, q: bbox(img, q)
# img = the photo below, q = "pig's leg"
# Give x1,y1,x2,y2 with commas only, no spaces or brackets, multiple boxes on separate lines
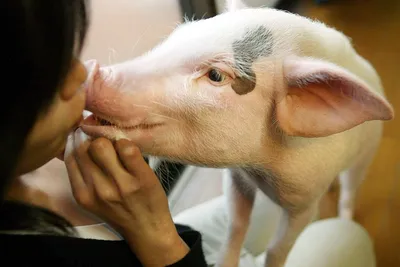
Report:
338,156,375,220
264,204,318,267
338,135,380,220
216,168,256,267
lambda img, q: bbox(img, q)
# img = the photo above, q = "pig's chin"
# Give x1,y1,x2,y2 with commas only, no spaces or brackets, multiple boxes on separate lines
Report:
80,114,163,141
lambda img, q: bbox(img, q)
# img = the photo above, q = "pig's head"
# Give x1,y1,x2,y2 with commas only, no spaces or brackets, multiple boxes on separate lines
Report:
82,0,394,167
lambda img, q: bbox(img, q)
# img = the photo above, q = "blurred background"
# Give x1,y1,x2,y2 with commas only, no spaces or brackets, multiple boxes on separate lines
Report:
39,0,400,266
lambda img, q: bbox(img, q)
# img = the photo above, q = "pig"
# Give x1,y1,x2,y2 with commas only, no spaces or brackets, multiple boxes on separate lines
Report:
80,0,394,266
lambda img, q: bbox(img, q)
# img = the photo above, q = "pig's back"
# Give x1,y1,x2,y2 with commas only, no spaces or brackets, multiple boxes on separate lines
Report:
258,8,385,96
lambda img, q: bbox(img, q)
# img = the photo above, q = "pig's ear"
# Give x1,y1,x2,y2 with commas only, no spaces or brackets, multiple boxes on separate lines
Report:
276,57,394,137
225,0,248,12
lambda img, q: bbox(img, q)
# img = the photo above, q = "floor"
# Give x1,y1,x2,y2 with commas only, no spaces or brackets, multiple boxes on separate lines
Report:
171,0,400,266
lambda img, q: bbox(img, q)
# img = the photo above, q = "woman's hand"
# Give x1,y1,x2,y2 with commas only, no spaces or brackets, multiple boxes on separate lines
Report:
64,128,189,267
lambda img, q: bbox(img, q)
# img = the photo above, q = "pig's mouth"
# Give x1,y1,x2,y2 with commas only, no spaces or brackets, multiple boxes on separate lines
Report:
80,114,163,138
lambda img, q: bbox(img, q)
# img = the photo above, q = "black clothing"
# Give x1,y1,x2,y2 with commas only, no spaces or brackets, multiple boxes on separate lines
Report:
0,224,208,266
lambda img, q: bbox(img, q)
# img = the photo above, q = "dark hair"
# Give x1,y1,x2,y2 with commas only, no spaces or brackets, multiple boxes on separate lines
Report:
0,0,89,235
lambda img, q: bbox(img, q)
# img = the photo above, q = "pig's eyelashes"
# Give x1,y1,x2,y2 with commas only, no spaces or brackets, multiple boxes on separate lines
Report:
208,69,225,82
207,68,232,86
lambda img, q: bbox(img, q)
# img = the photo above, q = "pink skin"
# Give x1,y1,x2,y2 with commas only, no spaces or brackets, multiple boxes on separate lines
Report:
82,54,270,167
81,1,394,267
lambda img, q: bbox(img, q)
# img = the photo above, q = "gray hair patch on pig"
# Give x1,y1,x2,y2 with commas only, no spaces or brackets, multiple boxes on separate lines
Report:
231,26,273,95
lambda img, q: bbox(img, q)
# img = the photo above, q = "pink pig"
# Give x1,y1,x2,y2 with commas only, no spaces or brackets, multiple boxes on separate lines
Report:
80,0,394,266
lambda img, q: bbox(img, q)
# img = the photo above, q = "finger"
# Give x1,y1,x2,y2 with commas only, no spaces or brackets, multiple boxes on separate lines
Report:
88,138,139,194
115,139,158,188
88,137,129,178
72,129,94,187
64,132,92,207
73,127,92,151
64,132,76,160
74,129,119,202
66,154,95,207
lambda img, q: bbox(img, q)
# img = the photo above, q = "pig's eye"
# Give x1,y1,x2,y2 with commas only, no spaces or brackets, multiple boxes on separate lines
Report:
208,69,226,83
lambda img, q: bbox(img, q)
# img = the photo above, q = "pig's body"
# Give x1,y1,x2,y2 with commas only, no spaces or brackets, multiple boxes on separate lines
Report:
81,1,394,266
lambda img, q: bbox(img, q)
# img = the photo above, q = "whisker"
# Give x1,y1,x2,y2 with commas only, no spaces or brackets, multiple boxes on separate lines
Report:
151,100,175,111
130,24,153,56
131,103,152,109
108,47,118,65
148,112,180,123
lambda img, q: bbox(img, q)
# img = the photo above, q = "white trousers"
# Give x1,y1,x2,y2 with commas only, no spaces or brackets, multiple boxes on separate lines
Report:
173,184,376,267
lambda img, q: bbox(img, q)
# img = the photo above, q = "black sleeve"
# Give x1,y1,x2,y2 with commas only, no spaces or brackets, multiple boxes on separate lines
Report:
166,224,208,267
0,224,209,267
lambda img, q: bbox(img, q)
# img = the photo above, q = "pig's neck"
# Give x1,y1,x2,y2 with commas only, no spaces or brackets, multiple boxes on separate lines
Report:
245,132,353,187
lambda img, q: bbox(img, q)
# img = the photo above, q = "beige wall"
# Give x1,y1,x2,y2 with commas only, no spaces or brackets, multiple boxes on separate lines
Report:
80,0,281,65
215,0,280,13
81,0,182,65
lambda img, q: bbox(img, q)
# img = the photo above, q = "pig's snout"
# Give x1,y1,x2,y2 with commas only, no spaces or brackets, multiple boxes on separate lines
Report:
81,59,163,135
82,61,126,119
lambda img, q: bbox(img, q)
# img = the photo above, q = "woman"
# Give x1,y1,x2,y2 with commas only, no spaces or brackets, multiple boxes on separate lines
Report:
0,1,207,266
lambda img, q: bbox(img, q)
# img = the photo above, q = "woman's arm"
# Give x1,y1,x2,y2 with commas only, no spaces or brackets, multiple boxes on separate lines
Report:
166,226,208,267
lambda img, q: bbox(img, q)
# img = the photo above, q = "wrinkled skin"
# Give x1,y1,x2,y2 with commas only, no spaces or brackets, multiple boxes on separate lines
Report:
81,1,394,266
